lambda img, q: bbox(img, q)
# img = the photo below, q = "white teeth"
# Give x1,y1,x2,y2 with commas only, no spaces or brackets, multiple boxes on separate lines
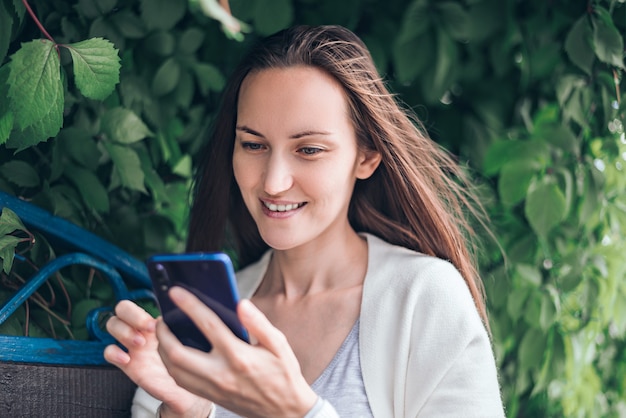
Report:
265,202,302,212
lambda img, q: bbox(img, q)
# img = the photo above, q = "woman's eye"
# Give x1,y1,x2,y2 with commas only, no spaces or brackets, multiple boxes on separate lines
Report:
241,142,264,151
299,147,323,156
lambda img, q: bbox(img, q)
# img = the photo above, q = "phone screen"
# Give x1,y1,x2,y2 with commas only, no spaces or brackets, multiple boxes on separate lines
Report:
146,253,249,351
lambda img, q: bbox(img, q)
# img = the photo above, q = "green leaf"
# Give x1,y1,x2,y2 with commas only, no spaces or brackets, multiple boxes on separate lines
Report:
7,39,63,130
507,232,538,264
590,254,608,278
179,27,205,54
518,328,546,372
0,1,12,62
156,181,191,234
437,1,470,41
90,275,114,300
173,69,194,108
498,160,539,206
465,0,504,43
110,10,147,39
253,0,293,36
564,16,594,75
536,123,579,156
525,177,568,236
140,0,187,30
89,17,125,50
57,127,101,169
507,285,530,321
152,57,181,97
193,63,225,95
0,233,20,253
66,37,121,100
539,289,559,330
6,82,64,150
104,142,147,193
552,175,575,218
0,110,13,146
76,0,103,19
421,29,457,104
529,42,561,81
96,0,117,15
0,64,13,145
9,0,26,22
523,290,541,327
144,31,176,56
562,87,590,128
172,154,192,178
1,244,15,274
0,160,40,188
396,0,430,42
516,264,543,286
555,74,585,107
72,299,103,328
64,164,110,213
393,31,434,84
483,139,550,176
137,145,168,204
592,7,625,69
0,207,26,236
101,107,152,144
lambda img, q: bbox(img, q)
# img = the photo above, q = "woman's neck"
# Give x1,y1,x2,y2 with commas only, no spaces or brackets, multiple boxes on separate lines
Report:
258,228,368,300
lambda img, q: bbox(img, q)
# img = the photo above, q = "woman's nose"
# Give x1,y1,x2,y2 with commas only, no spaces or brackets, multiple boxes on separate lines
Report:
263,153,293,195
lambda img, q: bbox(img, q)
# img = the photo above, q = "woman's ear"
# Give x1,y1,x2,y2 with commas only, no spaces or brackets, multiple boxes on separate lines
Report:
355,150,382,180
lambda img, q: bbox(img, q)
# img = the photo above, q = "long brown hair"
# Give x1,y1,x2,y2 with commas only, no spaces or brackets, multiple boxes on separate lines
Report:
187,25,490,324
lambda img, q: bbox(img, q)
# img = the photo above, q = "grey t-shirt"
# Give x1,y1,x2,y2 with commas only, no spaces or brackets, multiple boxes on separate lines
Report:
215,320,373,417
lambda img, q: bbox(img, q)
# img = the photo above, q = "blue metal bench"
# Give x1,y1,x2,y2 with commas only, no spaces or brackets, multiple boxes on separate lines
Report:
0,191,155,416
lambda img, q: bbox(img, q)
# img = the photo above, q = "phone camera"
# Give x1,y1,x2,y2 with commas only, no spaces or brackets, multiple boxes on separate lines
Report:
155,263,169,291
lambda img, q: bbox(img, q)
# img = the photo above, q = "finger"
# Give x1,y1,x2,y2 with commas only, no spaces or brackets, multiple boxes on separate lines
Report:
237,299,292,358
103,343,131,366
155,317,215,363
106,315,148,348
154,316,180,353
155,317,222,390
114,300,157,332
167,286,242,352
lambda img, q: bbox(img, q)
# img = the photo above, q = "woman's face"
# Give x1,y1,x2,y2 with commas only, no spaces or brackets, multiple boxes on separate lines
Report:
233,66,379,251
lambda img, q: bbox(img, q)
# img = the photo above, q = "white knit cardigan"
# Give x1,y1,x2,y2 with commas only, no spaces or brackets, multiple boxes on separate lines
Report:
132,233,505,417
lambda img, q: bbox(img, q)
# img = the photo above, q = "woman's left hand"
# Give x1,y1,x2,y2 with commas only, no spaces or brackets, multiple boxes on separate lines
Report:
156,286,318,418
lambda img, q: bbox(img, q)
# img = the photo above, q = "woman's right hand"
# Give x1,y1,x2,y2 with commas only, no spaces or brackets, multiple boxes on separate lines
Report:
104,300,213,417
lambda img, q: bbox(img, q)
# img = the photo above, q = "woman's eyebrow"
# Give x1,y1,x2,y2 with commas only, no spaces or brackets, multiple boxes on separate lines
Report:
290,130,331,139
236,125,332,139
235,125,264,137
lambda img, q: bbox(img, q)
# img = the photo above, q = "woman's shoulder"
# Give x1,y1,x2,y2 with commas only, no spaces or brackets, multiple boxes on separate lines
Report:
362,233,478,320
361,232,487,338
363,233,465,290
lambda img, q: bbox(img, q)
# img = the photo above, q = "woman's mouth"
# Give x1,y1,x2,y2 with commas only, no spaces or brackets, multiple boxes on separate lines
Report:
262,201,306,212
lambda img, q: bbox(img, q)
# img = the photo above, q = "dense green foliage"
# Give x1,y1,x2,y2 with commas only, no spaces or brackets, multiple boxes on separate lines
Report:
1,0,625,416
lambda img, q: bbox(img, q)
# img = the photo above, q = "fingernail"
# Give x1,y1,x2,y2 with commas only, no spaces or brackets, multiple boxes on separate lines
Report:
169,286,186,303
133,333,146,346
116,352,130,364
239,299,255,318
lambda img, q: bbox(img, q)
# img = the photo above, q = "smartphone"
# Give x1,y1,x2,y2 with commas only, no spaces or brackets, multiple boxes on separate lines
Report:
146,252,249,352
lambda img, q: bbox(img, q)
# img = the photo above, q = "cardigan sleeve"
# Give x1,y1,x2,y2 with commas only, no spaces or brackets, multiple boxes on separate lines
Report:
131,387,160,417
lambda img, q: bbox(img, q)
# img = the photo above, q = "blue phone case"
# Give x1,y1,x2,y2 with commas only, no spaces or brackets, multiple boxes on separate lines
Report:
146,252,249,351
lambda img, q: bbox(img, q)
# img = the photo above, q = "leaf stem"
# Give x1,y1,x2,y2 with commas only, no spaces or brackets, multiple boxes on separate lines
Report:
21,0,56,44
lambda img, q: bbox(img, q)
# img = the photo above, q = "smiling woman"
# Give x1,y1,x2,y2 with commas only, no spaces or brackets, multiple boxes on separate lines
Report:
104,25,505,418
